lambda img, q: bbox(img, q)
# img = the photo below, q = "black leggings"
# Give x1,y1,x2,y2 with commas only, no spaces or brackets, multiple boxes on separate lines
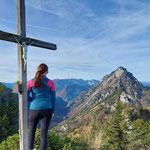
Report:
28,109,53,150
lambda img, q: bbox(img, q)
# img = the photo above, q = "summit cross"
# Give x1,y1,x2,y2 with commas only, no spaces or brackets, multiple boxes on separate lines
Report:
0,0,57,150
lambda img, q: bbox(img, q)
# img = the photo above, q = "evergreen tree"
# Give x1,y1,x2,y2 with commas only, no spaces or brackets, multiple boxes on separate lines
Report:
101,101,129,150
128,119,150,150
0,84,18,143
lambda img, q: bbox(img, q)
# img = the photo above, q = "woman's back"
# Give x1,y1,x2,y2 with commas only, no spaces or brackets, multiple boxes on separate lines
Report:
27,75,55,110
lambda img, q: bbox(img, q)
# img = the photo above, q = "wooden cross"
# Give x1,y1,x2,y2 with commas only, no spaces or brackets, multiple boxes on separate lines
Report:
0,0,57,150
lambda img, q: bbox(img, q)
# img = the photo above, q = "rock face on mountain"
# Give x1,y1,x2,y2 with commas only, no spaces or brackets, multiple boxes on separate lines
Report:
68,67,150,117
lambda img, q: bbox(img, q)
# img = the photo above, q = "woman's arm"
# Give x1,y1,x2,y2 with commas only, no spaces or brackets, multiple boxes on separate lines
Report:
27,90,32,102
50,81,56,113
27,80,33,102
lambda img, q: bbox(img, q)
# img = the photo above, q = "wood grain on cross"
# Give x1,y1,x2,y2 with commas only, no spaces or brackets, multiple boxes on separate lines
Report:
0,0,57,150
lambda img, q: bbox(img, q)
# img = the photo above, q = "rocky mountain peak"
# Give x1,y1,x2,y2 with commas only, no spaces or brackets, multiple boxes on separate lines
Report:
99,66,140,89
114,66,127,77
68,67,149,117
98,66,144,101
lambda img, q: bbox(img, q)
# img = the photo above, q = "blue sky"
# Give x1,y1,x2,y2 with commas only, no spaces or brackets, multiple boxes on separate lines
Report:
0,0,150,82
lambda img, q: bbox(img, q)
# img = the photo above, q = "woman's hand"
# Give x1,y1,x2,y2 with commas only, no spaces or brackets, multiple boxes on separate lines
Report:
52,113,54,118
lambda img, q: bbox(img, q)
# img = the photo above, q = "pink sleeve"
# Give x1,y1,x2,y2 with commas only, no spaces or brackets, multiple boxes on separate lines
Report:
27,79,34,90
46,80,55,91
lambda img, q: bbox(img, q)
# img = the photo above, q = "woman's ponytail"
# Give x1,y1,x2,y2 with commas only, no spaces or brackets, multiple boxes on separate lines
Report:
34,64,48,89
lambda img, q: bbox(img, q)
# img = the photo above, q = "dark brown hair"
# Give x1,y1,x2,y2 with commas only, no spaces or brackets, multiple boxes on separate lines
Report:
34,63,48,89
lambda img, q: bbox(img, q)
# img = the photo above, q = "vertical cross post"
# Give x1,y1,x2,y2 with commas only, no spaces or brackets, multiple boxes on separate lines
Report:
17,0,28,149
0,0,56,149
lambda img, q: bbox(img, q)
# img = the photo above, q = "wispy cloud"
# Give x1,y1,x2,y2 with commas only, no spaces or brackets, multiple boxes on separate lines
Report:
26,0,99,36
26,0,95,19
0,17,56,32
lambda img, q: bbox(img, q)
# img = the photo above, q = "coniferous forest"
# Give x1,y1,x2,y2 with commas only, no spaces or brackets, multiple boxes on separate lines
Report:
0,84,18,143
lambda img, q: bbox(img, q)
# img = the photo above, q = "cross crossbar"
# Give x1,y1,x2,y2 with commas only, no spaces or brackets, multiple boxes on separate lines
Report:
0,30,57,50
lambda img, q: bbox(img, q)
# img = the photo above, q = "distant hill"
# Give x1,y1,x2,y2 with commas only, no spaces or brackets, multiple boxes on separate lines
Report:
53,79,99,102
141,82,150,87
0,82,16,89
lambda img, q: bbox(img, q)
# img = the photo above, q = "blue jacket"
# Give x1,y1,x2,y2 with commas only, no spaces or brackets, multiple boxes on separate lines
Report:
27,75,56,113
